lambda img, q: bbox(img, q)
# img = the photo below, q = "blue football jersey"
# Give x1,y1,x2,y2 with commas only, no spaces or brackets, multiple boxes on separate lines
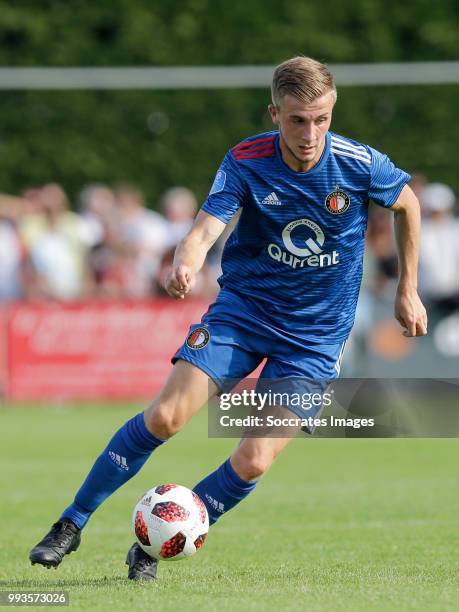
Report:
202,130,410,343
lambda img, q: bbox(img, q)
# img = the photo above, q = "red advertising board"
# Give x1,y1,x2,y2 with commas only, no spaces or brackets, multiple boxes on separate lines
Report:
6,300,210,401
0,307,8,399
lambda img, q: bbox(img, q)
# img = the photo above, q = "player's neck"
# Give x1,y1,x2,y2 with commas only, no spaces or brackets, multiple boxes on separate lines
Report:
279,136,326,173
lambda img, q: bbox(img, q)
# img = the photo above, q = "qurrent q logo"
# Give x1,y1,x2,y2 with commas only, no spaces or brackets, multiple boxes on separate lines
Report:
268,218,339,269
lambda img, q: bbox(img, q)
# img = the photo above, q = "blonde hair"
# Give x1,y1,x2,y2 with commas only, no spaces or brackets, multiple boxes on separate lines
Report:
271,56,336,106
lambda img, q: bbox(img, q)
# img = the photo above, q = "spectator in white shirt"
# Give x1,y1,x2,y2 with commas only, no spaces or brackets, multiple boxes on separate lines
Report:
419,183,459,319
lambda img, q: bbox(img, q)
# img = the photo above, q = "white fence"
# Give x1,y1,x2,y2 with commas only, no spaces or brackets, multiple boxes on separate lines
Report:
0,62,458,89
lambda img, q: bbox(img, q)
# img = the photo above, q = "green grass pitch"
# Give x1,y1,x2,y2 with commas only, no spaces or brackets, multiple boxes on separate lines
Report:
1,404,458,611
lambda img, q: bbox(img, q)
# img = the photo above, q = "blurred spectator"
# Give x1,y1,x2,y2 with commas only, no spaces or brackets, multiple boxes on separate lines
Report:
419,183,459,319
115,184,168,298
78,184,125,297
160,186,197,250
79,183,118,247
0,220,23,302
0,194,26,302
0,192,26,221
409,172,428,210
19,184,92,301
19,188,47,247
365,205,398,292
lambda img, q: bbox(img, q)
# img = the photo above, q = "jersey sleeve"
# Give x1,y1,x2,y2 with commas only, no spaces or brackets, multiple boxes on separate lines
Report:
368,147,411,208
201,152,247,223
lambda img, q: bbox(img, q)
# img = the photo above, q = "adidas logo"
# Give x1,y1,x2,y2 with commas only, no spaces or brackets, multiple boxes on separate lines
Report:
205,493,225,513
108,451,129,470
261,191,281,205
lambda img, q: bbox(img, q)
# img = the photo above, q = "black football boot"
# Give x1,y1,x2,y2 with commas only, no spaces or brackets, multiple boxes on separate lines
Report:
29,520,81,568
126,543,158,581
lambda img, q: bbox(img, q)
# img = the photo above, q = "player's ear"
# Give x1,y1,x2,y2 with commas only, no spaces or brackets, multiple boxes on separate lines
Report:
268,104,279,125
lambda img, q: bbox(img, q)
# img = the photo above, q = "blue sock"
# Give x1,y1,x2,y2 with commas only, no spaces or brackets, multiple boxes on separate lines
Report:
61,412,164,529
193,458,257,525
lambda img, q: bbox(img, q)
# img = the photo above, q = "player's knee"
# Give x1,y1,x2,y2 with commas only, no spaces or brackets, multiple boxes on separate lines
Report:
144,402,184,440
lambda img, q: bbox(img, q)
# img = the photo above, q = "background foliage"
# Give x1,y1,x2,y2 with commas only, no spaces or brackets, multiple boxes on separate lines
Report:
0,0,458,206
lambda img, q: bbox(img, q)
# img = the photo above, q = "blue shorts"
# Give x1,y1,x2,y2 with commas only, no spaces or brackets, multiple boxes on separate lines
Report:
173,290,347,416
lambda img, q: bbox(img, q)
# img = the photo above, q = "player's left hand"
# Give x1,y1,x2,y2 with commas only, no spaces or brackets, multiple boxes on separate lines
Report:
394,286,428,337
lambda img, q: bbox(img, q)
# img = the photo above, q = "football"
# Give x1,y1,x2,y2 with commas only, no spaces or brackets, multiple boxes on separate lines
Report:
132,484,209,561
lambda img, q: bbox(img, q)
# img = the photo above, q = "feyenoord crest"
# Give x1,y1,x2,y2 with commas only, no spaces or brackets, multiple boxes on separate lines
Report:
325,185,350,215
186,327,210,350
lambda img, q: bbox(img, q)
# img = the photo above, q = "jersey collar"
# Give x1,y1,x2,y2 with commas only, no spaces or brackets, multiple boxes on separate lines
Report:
274,131,331,177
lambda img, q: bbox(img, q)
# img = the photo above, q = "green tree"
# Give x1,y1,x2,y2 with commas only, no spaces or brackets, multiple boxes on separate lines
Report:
0,1,458,202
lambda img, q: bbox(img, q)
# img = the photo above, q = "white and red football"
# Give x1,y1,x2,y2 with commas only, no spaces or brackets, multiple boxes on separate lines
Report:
132,484,209,561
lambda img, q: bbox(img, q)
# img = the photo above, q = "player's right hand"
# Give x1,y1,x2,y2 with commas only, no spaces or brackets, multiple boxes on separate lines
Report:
164,265,195,300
